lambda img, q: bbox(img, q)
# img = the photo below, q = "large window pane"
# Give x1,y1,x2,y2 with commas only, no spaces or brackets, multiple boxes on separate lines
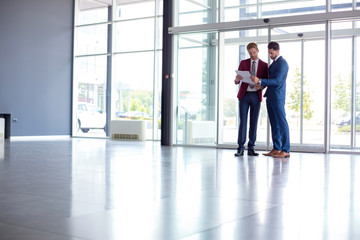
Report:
76,24,109,55
223,0,325,22
330,20,360,149
73,56,108,137
177,0,217,26
115,1,155,20
112,52,154,139
176,32,217,145
114,19,154,52
330,33,352,147
77,0,111,25
331,0,353,12
303,40,325,145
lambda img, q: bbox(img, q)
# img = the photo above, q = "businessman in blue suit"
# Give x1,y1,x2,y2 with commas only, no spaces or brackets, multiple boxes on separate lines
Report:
251,42,290,158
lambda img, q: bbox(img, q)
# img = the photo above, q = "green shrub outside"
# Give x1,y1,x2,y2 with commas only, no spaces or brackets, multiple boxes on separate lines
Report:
338,125,360,132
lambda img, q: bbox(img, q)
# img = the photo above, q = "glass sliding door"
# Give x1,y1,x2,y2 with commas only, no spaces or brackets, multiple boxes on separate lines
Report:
330,20,360,149
219,28,269,146
270,24,326,150
175,32,218,145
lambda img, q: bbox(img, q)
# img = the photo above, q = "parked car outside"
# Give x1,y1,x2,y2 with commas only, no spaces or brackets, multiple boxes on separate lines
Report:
77,102,106,133
122,111,152,120
336,113,360,128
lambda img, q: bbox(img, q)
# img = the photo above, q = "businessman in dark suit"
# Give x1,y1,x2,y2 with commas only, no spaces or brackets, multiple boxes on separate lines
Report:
251,41,290,158
234,42,269,156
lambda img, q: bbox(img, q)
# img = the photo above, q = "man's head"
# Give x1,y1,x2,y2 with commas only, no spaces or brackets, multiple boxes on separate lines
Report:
267,41,280,60
246,42,259,61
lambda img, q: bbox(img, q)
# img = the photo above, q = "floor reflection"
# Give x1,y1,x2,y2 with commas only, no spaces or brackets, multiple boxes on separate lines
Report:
0,139,359,240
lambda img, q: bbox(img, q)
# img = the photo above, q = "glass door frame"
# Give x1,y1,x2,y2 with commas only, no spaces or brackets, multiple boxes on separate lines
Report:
169,10,360,153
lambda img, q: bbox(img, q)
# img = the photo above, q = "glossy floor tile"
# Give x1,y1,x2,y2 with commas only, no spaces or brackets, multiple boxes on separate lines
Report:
0,138,359,239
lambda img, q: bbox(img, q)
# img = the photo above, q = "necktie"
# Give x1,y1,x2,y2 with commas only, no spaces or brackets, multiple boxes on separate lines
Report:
250,61,256,88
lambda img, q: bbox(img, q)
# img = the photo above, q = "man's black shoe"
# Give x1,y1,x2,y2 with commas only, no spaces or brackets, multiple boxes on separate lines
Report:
234,150,244,156
248,149,259,156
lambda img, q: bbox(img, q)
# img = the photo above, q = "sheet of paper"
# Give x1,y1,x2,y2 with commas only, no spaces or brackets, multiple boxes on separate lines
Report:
235,70,254,84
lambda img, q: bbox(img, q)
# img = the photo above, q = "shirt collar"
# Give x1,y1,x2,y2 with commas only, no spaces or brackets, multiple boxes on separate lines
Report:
251,58,259,64
274,55,281,62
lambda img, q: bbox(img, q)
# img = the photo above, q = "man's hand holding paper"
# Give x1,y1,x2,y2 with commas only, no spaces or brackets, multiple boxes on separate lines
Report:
235,70,253,84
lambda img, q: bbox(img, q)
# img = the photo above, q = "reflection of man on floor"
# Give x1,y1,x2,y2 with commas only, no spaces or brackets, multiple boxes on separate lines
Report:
251,41,290,158
234,42,269,157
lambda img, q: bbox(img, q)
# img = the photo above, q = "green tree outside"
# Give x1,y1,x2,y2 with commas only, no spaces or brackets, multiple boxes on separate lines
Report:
122,90,153,116
287,66,314,123
334,74,360,114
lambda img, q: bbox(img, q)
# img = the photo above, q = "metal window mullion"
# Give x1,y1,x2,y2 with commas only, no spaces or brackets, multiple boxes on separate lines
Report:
152,0,159,140
110,0,117,133
351,35,356,147
300,39,304,145
75,53,111,58
354,35,358,147
218,0,224,22
113,16,155,24
72,0,80,136
324,21,331,152
267,26,271,151
76,21,111,28
217,32,225,145
105,3,113,137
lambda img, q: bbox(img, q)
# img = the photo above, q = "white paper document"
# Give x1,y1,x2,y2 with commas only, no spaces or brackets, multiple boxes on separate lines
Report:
235,70,254,84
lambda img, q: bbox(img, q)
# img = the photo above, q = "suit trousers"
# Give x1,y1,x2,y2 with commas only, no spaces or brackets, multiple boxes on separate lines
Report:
266,99,290,153
237,92,261,151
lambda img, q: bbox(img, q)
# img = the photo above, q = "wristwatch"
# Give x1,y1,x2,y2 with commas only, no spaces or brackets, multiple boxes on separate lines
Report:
258,78,262,85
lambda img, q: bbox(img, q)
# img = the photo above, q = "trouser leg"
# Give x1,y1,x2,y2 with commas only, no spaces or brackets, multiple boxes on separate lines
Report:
237,96,250,151
266,101,282,151
247,94,261,150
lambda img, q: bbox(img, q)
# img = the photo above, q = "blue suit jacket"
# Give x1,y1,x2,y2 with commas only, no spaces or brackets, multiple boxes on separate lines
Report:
262,56,289,102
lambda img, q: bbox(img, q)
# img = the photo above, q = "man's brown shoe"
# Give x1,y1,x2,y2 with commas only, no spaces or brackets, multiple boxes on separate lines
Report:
263,149,281,156
273,151,290,158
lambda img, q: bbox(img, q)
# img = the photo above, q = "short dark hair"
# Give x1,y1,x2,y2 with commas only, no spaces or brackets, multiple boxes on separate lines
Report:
268,41,280,51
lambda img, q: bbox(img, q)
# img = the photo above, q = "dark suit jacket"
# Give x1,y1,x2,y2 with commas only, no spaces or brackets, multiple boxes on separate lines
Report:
237,58,269,102
262,56,289,102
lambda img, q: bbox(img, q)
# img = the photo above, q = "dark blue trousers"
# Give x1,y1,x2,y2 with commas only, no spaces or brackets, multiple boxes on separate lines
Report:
266,100,290,153
237,92,261,151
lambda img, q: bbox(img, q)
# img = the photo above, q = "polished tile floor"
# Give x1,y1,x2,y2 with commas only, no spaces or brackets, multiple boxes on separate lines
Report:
0,138,359,240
